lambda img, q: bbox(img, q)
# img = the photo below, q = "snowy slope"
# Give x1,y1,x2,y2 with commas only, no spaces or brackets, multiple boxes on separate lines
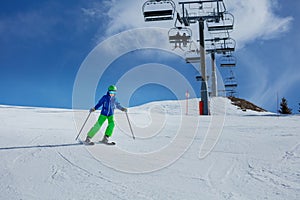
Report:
0,97,299,200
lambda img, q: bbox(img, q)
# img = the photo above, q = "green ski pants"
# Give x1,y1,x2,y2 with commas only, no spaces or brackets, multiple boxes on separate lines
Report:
87,115,115,138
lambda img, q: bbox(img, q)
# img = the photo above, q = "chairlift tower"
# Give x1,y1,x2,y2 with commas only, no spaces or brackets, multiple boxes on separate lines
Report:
210,52,217,97
177,0,228,115
142,0,234,115
206,36,235,97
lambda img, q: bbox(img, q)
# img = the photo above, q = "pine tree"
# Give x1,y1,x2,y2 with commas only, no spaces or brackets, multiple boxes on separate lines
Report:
278,97,292,114
298,103,300,113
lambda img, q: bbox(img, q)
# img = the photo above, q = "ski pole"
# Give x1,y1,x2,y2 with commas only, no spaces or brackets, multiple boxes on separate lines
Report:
75,111,92,141
125,111,135,140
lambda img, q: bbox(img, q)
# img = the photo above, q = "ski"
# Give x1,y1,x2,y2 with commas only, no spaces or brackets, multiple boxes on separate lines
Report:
78,139,94,146
77,139,115,146
97,141,116,146
82,141,95,145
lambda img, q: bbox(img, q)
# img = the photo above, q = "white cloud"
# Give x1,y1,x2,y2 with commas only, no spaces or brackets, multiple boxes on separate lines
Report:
81,1,111,20
92,0,292,49
226,0,293,48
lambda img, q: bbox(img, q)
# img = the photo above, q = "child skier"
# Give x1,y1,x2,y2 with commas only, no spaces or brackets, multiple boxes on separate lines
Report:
84,85,127,145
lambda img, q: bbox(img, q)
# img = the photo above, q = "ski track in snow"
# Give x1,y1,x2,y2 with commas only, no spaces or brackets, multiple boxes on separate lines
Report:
0,98,300,200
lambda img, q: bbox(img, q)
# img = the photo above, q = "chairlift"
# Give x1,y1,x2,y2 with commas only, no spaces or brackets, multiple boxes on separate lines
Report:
225,75,238,97
224,70,238,88
225,81,238,88
196,75,209,82
220,54,236,67
196,75,203,81
207,12,234,32
225,89,237,97
168,27,192,50
143,0,176,22
185,51,201,63
185,43,200,63
205,37,235,54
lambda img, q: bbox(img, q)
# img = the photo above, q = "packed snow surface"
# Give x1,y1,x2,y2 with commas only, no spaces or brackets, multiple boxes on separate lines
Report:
0,97,299,200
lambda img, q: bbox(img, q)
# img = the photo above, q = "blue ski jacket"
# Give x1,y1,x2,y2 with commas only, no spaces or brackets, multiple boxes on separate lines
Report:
94,92,124,116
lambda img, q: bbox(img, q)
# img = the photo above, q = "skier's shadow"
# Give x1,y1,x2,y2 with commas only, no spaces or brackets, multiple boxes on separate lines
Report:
0,142,82,151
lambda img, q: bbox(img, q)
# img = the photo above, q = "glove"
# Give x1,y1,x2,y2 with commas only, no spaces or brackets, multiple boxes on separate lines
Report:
121,107,128,112
89,107,96,113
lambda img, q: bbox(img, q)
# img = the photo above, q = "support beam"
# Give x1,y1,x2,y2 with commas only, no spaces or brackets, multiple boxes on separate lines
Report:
211,53,217,97
199,20,209,115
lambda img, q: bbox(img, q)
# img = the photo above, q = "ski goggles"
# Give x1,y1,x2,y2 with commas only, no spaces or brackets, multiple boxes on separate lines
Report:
109,91,116,94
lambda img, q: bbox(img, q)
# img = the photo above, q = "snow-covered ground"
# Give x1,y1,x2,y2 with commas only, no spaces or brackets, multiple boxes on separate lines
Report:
0,97,299,200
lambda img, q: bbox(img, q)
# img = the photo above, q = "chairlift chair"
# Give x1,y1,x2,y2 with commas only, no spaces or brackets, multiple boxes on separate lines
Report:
186,55,201,63
225,82,238,88
168,27,192,50
207,12,234,32
185,44,200,63
226,89,237,97
224,72,238,88
220,54,236,67
143,0,176,22
196,75,203,81
205,37,235,54
205,38,217,54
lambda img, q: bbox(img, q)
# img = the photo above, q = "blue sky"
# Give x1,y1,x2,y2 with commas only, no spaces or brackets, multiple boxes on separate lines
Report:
0,0,299,113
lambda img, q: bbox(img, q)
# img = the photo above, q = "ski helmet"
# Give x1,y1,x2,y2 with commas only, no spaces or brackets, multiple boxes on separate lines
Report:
108,85,117,91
